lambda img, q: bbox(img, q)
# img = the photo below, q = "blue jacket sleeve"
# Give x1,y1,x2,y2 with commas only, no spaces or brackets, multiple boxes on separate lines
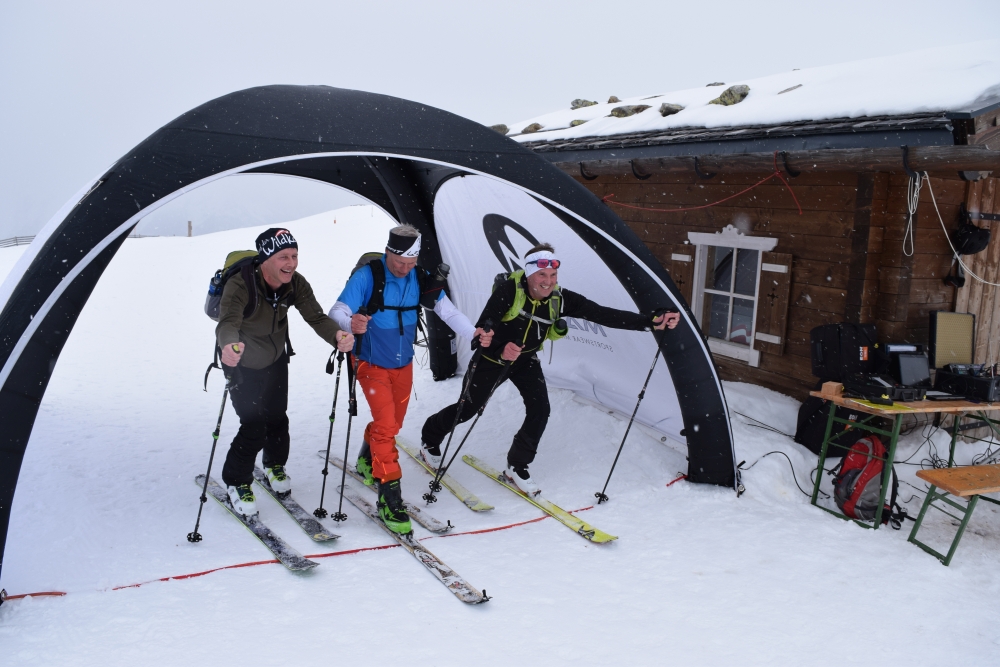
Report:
336,266,374,313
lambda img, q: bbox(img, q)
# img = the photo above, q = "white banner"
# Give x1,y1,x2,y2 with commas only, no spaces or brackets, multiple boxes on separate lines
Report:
433,175,684,443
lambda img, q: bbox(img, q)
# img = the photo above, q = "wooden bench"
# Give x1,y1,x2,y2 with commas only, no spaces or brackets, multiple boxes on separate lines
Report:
908,464,1000,565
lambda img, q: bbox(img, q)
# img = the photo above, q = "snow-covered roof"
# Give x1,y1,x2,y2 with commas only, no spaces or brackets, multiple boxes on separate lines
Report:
503,41,1000,147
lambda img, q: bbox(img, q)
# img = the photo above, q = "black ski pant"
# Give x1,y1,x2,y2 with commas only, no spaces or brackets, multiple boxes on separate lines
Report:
421,353,549,469
221,355,290,487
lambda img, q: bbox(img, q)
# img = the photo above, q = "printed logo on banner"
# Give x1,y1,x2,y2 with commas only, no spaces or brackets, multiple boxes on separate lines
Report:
483,214,540,272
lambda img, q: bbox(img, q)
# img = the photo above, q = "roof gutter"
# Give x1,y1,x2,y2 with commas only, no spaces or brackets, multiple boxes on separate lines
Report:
549,145,1000,177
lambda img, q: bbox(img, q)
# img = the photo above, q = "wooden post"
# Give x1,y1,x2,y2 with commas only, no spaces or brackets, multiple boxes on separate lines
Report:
187,221,192,237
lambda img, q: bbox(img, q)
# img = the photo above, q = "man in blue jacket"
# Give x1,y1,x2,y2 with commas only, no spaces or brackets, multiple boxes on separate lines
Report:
329,225,490,534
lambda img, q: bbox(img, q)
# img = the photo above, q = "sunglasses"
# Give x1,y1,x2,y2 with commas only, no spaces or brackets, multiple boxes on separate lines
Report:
526,258,560,269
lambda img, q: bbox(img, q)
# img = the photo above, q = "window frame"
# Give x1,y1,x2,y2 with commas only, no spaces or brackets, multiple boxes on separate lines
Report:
688,225,777,368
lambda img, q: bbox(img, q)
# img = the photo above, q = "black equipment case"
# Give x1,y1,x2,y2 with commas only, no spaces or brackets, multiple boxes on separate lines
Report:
810,323,881,382
934,369,1000,402
843,373,928,403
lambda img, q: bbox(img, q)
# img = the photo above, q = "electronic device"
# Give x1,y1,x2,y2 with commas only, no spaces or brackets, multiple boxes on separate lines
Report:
929,311,975,369
843,373,927,403
934,369,1000,402
891,351,931,387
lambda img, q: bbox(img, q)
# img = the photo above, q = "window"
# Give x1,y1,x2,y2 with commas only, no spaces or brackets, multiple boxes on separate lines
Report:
688,225,778,367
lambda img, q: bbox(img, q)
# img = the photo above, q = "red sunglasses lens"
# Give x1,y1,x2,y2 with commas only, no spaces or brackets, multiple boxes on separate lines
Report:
533,259,560,269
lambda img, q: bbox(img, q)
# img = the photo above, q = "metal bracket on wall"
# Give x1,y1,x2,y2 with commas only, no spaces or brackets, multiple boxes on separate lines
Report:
579,162,598,181
693,156,716,180
901,145,920,179
779,151,801,178
630,160,652,180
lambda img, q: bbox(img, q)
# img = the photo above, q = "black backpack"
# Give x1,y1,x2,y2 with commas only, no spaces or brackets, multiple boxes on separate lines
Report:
350,253,457,381
349,252,448,333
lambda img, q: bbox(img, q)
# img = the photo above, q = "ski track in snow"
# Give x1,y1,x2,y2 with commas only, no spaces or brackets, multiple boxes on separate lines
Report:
2,207,1000,664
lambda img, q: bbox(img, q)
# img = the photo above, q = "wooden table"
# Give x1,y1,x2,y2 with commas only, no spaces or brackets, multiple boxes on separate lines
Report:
808,390,1000,529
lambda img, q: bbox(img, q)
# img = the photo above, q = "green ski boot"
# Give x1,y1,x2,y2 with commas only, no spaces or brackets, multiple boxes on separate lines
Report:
375,479,412,535
356,440,374,487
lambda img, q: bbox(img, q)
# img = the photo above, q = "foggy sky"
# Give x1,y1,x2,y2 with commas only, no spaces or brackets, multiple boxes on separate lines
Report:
0,0,990,237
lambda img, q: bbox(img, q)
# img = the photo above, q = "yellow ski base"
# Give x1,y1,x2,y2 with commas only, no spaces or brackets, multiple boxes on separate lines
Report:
462,455,617,544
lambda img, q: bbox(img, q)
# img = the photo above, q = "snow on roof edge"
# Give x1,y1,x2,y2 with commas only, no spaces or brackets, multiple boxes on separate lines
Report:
500,41,1000,145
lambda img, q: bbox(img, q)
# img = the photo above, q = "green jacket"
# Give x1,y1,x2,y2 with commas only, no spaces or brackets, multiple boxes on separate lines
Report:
216,267,341,370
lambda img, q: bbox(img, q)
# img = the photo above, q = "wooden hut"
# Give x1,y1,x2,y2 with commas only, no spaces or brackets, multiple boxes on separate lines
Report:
500,45,1000,399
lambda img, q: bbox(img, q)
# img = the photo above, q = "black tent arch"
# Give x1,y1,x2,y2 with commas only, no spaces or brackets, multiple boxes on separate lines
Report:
0,85,736,580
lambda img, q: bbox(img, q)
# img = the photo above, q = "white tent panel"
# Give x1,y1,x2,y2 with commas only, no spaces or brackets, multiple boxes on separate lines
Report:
433,175,684,444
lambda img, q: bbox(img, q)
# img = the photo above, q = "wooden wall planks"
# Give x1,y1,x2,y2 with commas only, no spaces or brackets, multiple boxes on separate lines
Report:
577,169,968,399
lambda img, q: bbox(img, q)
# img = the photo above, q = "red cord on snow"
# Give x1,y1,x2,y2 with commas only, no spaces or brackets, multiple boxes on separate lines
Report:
6,506,597,599
665,474,687,487
601,151,802,215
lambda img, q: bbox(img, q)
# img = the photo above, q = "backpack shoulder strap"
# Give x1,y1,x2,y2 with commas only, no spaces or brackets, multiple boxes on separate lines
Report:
239,261,259,319
365,258,386,314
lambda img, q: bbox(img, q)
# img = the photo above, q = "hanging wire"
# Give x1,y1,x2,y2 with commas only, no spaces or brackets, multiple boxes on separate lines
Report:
902,173,922,257
927,174,1000,287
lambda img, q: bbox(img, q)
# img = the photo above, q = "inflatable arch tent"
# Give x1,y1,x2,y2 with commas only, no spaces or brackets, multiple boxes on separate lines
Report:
0,86,736,577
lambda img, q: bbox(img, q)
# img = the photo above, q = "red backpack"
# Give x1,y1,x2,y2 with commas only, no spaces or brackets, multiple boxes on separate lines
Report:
832,435,903,528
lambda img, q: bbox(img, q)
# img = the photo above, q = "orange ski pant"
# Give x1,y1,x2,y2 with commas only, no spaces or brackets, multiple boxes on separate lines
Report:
356,359,412,483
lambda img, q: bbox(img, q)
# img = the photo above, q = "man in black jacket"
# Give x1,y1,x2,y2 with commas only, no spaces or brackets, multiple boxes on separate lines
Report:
420,243,678,495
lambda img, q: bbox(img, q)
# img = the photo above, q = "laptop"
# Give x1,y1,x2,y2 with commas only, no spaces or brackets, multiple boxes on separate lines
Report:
897,353,961,400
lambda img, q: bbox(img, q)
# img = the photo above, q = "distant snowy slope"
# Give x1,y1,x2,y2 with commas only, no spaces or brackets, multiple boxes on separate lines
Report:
504,40,1000,142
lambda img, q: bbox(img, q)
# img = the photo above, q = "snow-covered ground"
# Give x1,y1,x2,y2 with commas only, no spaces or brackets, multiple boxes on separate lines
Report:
1,206,999,664
504,40,1000,142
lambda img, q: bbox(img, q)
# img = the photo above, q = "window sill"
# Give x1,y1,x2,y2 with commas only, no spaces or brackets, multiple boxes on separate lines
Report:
707,338,760,368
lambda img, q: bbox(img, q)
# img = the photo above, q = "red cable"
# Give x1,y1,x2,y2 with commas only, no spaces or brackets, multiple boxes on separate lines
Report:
8,506,596,599
665,474,687,487
601,151,802,215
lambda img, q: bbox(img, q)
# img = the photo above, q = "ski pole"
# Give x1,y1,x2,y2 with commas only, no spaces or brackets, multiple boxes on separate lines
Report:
423,321,491,503
314,350,345,519
188,348,242,543
331,307,367,521
431,358,513,492
595,342,662,504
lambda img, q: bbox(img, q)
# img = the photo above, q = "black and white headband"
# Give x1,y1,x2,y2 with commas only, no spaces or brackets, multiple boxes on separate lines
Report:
387,230,421,258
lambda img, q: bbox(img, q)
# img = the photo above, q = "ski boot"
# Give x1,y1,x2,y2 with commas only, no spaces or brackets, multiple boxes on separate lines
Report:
356,440,374,486
420,442,442,470
227,483,258,516
264,464,291,495
375,478,412,535
503,464,541,497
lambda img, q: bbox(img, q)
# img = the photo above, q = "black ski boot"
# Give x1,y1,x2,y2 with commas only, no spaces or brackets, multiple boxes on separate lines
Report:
375,478,412,535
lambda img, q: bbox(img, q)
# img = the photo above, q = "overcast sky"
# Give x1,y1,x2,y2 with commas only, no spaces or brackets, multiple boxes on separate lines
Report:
1,0,992,237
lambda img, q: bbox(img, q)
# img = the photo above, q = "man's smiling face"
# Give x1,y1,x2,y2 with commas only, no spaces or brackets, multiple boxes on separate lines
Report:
261,248,298,288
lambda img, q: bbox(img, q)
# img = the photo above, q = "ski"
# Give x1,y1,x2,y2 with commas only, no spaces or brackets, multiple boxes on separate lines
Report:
315,450,451,533
252,467,340,542
339,484,488,604
462,455,618,544
194,475,319,571
397,438,494,512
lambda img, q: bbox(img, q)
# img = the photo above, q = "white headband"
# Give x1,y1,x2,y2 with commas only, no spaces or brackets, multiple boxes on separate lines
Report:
523,250,559,277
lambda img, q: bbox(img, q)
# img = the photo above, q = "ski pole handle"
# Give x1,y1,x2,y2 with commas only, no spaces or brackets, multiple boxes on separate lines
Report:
473,319,493,350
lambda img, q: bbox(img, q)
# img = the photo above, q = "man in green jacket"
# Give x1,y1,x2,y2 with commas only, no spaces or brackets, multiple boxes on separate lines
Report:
217,227,354,516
